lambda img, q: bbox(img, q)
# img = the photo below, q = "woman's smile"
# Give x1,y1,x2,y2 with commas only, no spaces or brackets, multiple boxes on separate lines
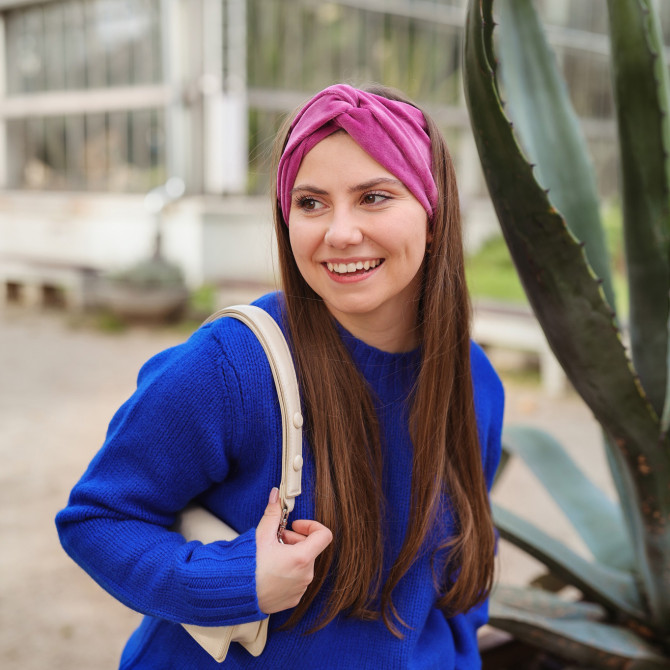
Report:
324,258,384,280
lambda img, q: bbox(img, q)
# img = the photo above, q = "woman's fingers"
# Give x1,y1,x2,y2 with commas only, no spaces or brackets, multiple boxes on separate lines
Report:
255,489,333,614
255,487,284,545
280,529,307,545
291,520,333,557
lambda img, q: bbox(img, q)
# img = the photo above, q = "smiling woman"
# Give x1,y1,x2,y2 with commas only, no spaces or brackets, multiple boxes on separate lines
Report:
56,84,504,670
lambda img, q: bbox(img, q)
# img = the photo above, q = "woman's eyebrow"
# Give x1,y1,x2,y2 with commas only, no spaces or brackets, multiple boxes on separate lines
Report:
291,184,328,195
291,177,405,197
348,177,404,193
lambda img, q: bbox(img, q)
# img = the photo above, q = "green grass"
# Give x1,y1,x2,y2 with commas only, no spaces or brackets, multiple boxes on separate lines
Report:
465,235,528,305
465,203,629,318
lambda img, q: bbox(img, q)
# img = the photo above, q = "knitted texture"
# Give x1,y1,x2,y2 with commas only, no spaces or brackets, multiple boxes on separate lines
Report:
56,292,504,669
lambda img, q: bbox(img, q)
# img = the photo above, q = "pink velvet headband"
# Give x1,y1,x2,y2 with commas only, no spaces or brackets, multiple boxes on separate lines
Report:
277,84,438,223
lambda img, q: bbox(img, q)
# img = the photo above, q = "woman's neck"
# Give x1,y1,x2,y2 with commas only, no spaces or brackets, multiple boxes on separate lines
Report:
326,300,420,353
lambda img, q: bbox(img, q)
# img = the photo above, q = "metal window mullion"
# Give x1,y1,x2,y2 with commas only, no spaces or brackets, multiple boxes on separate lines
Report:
0,85,172,118
65,113,85,189
160,0,188,186
108,108,129,190
43,1,65,91
84,0,106,89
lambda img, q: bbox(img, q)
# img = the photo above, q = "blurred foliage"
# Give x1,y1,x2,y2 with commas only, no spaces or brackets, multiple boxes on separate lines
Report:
188,284,217,318
466,235,528,304
466,204,628,313
109,257,185,289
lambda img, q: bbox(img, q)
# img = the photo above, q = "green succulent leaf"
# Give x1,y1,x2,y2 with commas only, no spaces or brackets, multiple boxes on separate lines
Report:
491,448,511,489
496,0,616,313
502,426,633,571
664,308,670,434
463,0,665,463
490,590,670,669
492,583,606,621
463,0,670,624
607,0,670,423
493,503,645,621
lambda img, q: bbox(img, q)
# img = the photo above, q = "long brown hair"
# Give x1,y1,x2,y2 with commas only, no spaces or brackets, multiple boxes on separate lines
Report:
271,84,495,635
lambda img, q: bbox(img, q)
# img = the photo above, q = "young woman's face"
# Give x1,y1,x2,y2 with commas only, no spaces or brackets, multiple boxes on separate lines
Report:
288,131,431,350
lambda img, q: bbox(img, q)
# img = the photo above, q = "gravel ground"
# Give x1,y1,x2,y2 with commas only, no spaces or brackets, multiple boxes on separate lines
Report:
0,306,613,669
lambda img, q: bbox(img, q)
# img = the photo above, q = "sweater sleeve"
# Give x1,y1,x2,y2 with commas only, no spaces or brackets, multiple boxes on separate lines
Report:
471,340,505,493
450,342,505,663
55,327,266,627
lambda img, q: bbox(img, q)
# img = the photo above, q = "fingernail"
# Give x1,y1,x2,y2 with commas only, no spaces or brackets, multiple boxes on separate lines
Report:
269,487,279,504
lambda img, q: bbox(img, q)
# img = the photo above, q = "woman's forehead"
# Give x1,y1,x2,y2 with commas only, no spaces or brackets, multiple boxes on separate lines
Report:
296,131,399,182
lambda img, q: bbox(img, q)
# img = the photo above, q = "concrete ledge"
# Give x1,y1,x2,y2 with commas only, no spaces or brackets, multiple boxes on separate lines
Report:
472,301,568,396
0,255,100,312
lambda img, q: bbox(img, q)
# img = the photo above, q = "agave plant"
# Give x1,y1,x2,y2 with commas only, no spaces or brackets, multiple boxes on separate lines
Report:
463,0,670,666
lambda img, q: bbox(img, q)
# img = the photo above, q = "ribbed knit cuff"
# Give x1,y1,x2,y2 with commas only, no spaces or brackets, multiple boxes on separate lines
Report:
175,527,266,626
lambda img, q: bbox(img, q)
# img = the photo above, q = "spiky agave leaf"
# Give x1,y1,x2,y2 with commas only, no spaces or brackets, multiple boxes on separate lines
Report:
492,0,647,587
493,504,645,623
501,426,633,571
495,0,616,313
463,0,670,626
490,586,670,669
607,0,670,427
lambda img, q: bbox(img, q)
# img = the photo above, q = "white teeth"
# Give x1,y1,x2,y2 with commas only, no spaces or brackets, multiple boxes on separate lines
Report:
328,259,382,274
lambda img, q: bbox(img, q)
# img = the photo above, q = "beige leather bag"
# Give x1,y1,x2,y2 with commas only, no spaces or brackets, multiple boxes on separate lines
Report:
171,305,303,663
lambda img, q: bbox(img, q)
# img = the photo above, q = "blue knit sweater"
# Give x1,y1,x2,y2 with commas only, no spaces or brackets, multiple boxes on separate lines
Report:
56,292,504,669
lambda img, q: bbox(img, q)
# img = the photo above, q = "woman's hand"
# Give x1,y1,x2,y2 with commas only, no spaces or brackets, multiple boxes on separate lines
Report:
255,488,333,614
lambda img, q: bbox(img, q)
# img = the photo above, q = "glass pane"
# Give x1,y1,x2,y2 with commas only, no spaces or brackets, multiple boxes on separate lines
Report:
6,118,26,187
44,116,68,187
107,110,129,189
5,0,162,93
43,3,66,91
131,0,162,84
589,136,620,200
6,6,45,95
128,108,166,192
63,1,87,90
84,112,108,189
247,0,463,104
65,114,87,189
8,109,165,192
248,107,289,195
24,117,47,189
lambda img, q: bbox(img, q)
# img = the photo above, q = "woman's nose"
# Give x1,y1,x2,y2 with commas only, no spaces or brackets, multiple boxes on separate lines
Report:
323,209,364,248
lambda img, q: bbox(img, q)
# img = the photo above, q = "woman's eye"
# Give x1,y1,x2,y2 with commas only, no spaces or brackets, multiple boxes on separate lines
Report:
297,197,324,211
362,193,388,205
